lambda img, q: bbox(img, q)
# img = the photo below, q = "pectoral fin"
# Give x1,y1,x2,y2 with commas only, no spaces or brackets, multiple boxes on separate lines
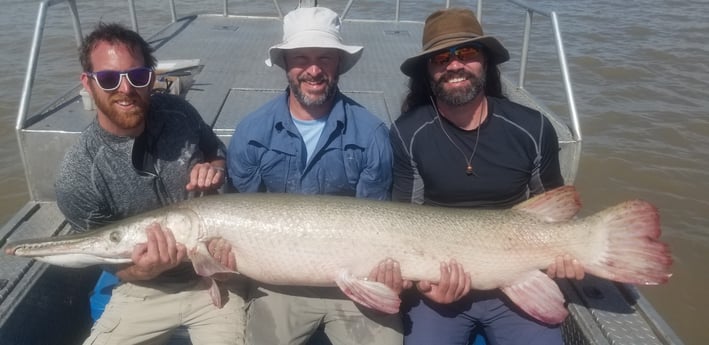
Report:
501,270,568,324
189,243,234,308
189,243,237,277
205,277,223,308
334,269,400,314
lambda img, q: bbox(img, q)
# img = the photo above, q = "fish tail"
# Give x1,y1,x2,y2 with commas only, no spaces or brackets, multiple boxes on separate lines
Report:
584,200,672,285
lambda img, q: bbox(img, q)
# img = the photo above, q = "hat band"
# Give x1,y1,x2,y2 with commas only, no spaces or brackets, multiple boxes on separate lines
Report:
283,29,343,47
423,32,480,52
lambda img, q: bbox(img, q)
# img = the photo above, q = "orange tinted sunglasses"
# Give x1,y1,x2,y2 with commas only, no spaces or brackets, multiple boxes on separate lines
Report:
429,44,483,65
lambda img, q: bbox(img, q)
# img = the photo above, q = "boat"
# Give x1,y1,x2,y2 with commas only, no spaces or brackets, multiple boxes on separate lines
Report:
0,0,685,344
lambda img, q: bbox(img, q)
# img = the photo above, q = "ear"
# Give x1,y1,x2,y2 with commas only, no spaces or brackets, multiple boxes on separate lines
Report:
80,72,94,97
149,70,156,89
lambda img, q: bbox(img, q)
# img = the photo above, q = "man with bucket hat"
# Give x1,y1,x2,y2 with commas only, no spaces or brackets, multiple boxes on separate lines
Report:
390,8,584,345
226,6,403,345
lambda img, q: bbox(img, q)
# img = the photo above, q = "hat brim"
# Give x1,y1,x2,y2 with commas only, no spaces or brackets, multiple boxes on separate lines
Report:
400,35,509,77
265,31,363,74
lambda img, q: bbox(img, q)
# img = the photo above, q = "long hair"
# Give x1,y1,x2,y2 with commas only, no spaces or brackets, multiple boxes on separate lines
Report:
79,22,157,72
400,50,506,114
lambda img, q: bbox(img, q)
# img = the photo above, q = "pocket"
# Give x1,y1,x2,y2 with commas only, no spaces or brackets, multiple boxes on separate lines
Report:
84,310,121,345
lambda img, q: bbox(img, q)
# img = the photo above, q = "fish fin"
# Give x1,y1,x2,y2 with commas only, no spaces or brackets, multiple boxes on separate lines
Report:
584,200,672,285
189,243,237,277
513,185,581,222
205,277,223,308
501,270,568,324
334,270,400,314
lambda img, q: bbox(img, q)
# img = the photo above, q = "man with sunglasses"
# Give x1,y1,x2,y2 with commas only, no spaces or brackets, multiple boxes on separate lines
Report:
54,23,244,345
390,8,584,345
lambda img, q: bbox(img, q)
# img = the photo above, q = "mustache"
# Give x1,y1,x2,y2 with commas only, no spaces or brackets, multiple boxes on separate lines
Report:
109,92,140,103
298,74,328,83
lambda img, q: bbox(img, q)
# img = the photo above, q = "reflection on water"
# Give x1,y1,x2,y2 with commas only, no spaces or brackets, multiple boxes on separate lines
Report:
1,0,708,343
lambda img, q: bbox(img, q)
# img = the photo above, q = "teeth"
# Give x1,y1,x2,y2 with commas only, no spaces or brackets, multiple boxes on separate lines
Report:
448,77,467,83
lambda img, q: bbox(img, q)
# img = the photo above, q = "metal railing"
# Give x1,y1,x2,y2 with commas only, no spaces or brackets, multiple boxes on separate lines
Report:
16,0,582,198
477,0,582,142
16,0,81,200
339,0,581,144
16,0,81,134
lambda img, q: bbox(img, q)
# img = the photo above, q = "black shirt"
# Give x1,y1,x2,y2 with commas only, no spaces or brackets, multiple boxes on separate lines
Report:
390,96,564,208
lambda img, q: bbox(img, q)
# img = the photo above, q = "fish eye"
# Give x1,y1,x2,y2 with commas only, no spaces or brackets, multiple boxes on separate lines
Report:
109,231,122,243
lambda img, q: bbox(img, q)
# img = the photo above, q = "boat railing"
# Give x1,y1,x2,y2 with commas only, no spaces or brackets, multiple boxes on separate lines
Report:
478,0,582,143
17,0,582,134
16,0,583,198
17,0,80,133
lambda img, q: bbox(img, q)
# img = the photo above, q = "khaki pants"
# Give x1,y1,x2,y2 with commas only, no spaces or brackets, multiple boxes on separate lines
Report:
83,278,247,345
246,284,403,345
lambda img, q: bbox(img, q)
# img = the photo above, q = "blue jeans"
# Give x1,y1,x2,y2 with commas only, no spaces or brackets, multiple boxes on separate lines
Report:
402,290,562,345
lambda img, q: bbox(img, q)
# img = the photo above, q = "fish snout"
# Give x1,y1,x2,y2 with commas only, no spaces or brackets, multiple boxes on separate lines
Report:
4,245,17,256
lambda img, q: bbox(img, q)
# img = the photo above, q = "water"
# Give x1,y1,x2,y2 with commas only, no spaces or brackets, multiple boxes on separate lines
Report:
1,0,707,343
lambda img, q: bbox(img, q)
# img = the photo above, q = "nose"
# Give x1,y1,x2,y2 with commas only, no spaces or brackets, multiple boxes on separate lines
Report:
305,63,324,76
116,74,133,93
445,58,466,70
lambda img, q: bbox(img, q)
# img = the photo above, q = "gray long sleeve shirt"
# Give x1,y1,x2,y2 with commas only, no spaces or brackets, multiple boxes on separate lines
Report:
54,93,225,281
56,93,225,231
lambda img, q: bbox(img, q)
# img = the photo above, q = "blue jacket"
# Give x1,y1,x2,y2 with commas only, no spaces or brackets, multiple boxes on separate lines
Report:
227,89,392,200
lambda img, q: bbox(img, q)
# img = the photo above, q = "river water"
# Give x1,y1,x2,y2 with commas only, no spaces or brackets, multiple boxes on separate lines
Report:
0,0,707,343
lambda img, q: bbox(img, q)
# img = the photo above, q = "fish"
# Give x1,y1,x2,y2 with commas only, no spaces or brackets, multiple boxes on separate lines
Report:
3,185,672,324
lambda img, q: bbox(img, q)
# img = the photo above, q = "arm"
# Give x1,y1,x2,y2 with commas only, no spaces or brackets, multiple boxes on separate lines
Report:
55,156,113,232
367,258,412,294
547,254,584,280
538,116,564,190
57,160,187,282
355,123,392,200
115,223,187,282
185,159,226,192
390,123,473,300
389,123,423,204
184,99,228,192
416,260,471,304
537,117,584,279
227,120,266,193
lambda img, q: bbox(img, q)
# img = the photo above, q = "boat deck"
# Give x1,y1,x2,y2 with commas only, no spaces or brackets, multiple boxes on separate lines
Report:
0,2,683,344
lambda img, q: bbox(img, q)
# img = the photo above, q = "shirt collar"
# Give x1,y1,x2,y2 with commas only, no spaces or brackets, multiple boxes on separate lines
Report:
275,87,347,133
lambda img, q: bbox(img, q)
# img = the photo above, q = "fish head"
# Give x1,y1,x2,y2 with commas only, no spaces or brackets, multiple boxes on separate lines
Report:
4,207,201,268
4,221,150,267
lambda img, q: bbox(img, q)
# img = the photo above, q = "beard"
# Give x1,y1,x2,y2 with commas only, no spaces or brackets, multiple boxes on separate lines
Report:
288,72,338,107
91,84,149,130
431,68,486,106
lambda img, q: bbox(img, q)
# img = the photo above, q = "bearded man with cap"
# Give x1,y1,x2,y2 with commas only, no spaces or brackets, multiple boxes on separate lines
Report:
226,6,403,345
390,8,585,345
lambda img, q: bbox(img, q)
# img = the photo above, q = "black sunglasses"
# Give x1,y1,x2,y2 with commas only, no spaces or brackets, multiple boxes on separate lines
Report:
86,67,153,91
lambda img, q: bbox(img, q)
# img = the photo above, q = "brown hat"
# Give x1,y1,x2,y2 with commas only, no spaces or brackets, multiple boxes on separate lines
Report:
400,8,509,77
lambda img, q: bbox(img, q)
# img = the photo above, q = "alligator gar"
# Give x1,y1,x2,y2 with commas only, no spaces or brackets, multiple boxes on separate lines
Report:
3,186,672,324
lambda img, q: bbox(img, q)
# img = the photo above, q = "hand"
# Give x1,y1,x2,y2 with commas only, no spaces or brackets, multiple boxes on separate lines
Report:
122,223,187,281
207,237,237,271
367,258,412,294
186,161,225,192
416,259,471,304
546,254,585,280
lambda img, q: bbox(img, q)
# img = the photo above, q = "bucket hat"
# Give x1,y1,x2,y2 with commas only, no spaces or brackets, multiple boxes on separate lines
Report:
400,8,509,77
266,7,363,74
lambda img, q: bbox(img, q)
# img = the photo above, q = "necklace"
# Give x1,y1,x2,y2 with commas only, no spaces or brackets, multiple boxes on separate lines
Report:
432,97,486,176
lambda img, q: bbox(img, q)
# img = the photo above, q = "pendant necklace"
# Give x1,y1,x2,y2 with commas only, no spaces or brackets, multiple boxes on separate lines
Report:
433,97,486,176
